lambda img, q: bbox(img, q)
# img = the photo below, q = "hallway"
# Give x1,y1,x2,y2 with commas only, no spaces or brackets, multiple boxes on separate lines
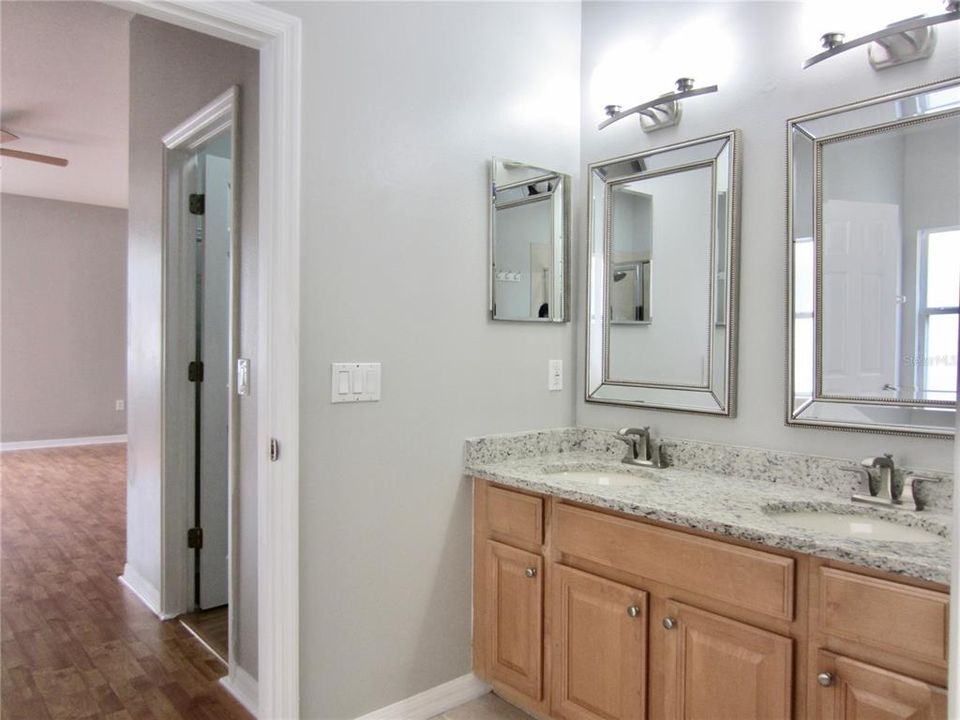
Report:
0,444,251,720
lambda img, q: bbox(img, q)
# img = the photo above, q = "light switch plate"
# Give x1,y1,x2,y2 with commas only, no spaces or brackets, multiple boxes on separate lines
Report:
332,362,381,403
549,359,563,391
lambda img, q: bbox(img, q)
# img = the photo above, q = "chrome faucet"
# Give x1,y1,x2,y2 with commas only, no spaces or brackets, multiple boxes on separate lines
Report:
843,453,938,510
615,427,666,468
864,453,898,504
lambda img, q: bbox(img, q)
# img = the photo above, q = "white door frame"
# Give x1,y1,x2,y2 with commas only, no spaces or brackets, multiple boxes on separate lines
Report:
115,3,301,717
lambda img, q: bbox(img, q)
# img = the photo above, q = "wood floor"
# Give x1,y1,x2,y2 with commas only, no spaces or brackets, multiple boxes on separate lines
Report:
179,607,228,664
0,444,251,720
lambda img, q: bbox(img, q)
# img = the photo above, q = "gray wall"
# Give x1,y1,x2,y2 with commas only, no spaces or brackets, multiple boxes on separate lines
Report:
577,1,959,472
271,2,581,717
126,15,259,678
1,193,127,442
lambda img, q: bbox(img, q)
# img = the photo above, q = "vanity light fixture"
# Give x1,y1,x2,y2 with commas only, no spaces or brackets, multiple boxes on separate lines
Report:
599,77,719,133
803,0,960,70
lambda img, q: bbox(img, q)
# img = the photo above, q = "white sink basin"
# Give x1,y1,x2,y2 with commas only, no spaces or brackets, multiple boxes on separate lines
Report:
546,470,654,487
769,511,942,543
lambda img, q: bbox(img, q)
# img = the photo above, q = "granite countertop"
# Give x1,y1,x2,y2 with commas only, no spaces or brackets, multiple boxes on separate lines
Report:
464,428,952,585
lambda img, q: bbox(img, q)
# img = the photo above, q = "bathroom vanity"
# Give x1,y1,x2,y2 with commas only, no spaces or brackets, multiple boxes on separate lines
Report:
466,429,951,720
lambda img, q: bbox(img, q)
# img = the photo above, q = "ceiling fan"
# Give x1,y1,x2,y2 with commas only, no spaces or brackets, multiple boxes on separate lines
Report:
0,129,69,167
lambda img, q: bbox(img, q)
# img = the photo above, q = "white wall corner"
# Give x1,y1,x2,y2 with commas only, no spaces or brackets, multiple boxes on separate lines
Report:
0,434,127,452
220,665,259,718
354,673,491,720
119,564,175,619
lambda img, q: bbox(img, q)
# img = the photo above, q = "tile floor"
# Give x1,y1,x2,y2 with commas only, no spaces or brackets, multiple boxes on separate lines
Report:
430,692,534,720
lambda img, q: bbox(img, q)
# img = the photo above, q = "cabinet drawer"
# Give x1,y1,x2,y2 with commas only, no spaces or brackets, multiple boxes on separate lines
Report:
817,567,948,667
554,503,794,620
486,485,543,548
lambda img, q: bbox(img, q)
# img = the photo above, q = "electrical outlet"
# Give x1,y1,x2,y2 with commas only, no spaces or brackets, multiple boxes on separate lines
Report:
115,399,125,411
548,359,563,391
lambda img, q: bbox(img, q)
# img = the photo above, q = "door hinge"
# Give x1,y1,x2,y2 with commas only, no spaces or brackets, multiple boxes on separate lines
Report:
269,438,280,462
189,193,205,215
187,527,203,549
188,361,204,383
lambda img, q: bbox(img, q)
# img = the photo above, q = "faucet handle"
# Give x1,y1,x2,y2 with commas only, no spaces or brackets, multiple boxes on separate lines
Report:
649,440,668,469
904,474,942,511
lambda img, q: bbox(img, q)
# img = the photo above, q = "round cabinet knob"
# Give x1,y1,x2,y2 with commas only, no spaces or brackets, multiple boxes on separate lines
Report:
524,567,537,578
662,617,677,630
627,605,641,618
817,672,834,687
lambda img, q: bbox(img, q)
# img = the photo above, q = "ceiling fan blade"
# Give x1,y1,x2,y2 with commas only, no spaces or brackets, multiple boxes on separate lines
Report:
0,129,19,144
0,148,69,167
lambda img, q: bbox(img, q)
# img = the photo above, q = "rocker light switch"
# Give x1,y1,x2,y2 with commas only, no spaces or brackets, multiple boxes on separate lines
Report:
331,363,381,403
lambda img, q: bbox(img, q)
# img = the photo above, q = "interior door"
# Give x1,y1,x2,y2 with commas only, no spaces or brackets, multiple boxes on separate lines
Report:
821,200,902,396
191,138,232,610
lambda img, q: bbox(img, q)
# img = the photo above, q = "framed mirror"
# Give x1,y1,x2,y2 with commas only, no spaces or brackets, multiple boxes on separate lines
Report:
489,159,569,322
586,131,741,414
787,78,960,438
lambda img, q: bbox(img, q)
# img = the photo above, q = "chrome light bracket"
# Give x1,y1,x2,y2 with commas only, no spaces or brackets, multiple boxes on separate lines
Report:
600,78,716,133
868,22,936,69
803,2,958,70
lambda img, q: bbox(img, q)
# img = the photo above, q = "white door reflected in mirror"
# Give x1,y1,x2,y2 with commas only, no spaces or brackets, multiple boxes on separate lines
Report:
788,78,959,437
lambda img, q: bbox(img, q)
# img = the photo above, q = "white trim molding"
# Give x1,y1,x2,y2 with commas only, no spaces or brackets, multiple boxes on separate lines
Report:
117,2,302,718
355,674,491,720
0,435,127,452
220,665,260,718
119,564,179,620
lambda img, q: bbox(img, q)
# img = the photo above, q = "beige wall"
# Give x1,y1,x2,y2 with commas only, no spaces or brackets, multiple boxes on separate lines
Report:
1,193,127,442
126,15,259,678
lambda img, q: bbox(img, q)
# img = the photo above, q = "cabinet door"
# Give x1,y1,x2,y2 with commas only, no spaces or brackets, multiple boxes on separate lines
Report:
551,565,647,720
485,540,543,700
659,600,792,719
815,651,947,720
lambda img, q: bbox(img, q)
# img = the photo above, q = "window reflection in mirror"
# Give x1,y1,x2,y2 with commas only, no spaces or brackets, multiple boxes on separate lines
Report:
489,159,569,322
787,78,959,437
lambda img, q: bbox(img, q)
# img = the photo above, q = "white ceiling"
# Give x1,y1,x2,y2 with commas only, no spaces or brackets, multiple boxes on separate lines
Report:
1,1,131,209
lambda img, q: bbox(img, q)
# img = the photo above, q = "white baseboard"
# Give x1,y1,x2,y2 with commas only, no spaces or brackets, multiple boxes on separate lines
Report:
1,434,127,451
356,673,490,720
119,564,172,619
220,665,259,718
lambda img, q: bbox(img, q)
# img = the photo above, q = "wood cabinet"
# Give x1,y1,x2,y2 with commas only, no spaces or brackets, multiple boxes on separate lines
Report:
550,565,647,720
814,651,947,719
657,600,793,719
484,540,543,701
472,480,949,720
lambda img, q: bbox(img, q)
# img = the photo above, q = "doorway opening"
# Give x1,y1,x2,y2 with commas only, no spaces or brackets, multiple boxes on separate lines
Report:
163,87,240,666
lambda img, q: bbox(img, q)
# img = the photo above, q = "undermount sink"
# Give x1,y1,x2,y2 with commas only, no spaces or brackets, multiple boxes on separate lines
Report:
768,511,943,544
544,468,655,487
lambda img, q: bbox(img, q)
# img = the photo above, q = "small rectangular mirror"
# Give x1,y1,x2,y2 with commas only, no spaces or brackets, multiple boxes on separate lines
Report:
586,131,740,414
787,78,960,438
490,159,569,322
